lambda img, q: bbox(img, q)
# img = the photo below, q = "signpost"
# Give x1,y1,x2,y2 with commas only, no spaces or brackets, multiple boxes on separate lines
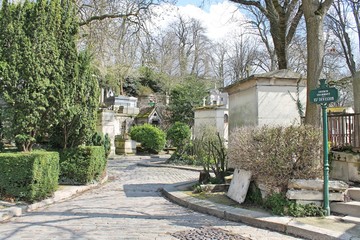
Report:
310,79,339,216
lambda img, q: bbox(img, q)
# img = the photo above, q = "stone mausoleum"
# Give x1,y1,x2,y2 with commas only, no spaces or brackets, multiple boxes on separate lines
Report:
224,69,306,130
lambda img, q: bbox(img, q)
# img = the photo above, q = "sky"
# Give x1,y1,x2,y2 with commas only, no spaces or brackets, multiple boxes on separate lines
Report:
153,0,246,41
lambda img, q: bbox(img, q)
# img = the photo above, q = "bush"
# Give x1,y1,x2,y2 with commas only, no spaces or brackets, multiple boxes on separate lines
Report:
262,193,325,217
264,193,289,215
59,146,106,185
0,151,59,202
166,122,191,148
130,124,166,153
167,142,200,165
104,133,111,157
228,125,322,191
89,132,111,158
287,202,325,217
91,132,104,146
193,126,228,183
15,134,36,152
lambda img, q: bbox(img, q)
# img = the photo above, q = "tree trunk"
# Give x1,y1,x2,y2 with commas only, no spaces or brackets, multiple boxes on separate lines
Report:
353,71,360,113
303,2,331,127
270,17,288,70
304,20,322,126
353,71,360,148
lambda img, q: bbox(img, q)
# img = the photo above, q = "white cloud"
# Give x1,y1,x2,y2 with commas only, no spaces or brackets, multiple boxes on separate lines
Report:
151,1,247,42
178,1,246,41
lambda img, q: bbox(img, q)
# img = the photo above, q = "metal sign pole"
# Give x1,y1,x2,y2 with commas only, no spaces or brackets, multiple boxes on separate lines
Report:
310,79,338,216
322,103,330,216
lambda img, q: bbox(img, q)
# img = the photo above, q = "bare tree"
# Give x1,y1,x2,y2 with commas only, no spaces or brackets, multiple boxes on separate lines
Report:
227,34,258,83
167,15,211,77
210,43,228,87
230,0,303,70
327,0,360,113
245,7,277,71
287,33,307,74
77,0,171,95
76,0,174,27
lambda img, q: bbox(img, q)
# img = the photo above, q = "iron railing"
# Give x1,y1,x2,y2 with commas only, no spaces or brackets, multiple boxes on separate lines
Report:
328,113,360,149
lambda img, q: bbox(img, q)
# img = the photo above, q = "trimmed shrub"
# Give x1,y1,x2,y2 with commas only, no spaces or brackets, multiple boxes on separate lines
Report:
59,146,106,185
0,151,59,202
104,133,111,157
91,132,104,146
166,122,191,148
89,132,111,158
130,124,166,153
228,125,322,191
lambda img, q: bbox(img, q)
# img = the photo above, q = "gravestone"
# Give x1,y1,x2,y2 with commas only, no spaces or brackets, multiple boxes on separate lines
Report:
227,169,252,204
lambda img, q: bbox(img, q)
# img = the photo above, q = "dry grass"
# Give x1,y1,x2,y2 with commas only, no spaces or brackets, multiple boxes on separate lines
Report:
184,190,269,213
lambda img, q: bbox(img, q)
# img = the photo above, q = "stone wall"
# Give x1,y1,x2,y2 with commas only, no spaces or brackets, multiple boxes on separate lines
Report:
330,151,360,183
97,110,135,156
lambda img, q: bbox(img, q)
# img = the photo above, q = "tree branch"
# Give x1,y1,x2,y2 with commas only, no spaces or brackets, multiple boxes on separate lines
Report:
286,5,303,44
229,0,268,16
316,0,334,16
79,13,137,26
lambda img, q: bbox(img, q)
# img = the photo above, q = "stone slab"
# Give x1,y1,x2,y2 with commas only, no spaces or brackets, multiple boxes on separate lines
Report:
226,169,251,204
286,189,344,201
295,200,322,206
347,188,360,201
288,179,348,191
331,201,360,217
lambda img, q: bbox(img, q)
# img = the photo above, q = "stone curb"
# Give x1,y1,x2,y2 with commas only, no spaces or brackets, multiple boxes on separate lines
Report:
137,162,202,172
108,154,172,161
0,175,108,222
160,185,355,240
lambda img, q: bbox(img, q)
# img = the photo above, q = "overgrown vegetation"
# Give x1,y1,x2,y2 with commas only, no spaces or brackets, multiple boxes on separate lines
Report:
262,193,325,217
193,129,228,183
130,124,166,153
228,125,322,191
191,182,326,217
168,125,228,184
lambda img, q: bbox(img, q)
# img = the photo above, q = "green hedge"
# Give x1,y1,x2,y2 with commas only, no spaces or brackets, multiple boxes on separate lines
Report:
130,124,166,153
59,146,106,185
0,151,59,202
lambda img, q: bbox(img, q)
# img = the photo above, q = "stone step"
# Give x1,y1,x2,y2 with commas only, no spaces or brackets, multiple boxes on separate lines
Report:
347,188,360,201
341,216,360,224
331,201,360,217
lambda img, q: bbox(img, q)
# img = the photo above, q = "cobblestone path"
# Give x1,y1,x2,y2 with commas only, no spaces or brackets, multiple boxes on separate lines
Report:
0,158,302,240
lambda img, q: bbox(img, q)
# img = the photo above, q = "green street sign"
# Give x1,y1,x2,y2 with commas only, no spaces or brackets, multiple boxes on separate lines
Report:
310,87,338,104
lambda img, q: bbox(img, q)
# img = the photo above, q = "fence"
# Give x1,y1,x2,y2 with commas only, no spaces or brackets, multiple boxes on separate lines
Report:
328,113,360,149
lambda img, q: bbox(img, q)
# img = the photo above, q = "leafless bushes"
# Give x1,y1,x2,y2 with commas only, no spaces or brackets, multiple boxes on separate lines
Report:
228,125,323,191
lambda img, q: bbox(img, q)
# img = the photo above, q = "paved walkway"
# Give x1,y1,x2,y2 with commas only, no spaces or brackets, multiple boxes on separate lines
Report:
0,157,301,240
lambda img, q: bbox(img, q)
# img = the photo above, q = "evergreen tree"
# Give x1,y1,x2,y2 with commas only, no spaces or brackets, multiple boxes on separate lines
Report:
168,76,208,126
0,0,99,151
0,0,52,151
49,0,99,149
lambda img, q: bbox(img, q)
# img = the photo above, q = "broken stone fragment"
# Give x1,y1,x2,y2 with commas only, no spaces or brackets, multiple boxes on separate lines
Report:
288,179,348,192
227,169,252,204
